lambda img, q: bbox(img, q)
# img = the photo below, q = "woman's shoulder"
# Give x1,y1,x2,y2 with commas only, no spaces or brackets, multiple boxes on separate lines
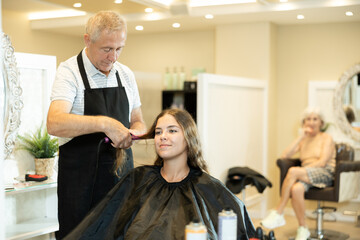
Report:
318,132,334,142
194,170,227,188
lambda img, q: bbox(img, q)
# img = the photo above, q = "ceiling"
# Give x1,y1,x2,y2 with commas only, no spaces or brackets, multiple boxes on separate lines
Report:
3,0,360,36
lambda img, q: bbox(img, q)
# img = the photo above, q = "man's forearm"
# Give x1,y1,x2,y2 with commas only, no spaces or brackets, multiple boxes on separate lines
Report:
47,112,110,138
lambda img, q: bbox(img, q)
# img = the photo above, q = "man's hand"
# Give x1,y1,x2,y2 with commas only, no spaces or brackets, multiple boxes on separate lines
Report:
104,117,132,149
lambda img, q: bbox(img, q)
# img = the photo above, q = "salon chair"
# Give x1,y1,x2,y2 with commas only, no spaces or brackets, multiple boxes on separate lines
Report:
277,143,360,240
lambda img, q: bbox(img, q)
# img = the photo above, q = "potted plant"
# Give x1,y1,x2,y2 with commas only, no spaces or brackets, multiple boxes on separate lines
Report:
17,125,59,177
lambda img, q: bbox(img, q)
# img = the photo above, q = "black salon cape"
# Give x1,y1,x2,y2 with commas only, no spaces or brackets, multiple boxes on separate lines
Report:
64,166,256,240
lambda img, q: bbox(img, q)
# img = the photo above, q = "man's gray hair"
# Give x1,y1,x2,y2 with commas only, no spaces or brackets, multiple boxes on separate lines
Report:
86,11,127,42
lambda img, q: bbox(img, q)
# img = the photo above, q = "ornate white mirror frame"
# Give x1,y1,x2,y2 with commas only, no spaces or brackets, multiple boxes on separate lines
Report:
1,32,23,160
333,63,360,142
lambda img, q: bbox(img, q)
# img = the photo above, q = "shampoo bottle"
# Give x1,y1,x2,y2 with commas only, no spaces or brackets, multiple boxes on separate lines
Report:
172,67,178,90
179,66,186,90
164,67,172,90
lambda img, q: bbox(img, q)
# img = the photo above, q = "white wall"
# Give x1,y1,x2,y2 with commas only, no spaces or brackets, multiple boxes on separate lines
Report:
198,73,269,218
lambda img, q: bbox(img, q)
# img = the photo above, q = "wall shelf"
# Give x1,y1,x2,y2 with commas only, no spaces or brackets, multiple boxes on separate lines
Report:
5,180,57,196
5,180,58,240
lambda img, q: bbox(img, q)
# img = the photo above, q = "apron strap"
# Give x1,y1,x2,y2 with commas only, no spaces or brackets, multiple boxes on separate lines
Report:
77,51,91,90
116,71,123,87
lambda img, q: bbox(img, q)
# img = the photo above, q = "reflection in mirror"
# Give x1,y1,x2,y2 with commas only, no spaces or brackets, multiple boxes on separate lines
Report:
1,32,23,160
343,74,360,129
334,63,360,141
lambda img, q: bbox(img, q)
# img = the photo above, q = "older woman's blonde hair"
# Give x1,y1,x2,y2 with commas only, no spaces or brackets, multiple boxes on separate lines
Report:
301,106,325,129
86,11,127,42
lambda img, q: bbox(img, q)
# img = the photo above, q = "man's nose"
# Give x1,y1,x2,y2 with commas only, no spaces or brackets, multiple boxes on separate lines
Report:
108,50,118,61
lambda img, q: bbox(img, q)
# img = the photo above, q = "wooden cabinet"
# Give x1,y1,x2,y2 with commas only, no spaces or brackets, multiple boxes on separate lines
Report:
5,180,58,240
162,90,197,122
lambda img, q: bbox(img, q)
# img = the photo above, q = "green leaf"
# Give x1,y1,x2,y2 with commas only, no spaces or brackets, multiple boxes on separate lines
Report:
17,124,59,158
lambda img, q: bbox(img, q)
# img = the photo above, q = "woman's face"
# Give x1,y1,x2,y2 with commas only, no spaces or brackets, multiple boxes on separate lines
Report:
303,113,322,134
154,114,188,162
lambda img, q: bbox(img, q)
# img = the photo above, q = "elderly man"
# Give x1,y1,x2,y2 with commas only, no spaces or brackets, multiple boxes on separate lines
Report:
47,11,146,239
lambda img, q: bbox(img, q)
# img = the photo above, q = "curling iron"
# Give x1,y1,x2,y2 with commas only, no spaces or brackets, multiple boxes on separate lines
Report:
104,133,140,143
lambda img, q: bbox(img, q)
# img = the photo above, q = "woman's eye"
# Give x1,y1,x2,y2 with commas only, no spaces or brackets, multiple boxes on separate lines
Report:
169,129,177,133
155,131,161,135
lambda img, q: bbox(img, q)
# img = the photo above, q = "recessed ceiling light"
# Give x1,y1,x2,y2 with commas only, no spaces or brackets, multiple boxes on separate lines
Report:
346,11,354,16
205,14,214,19
145,8,153,13
297,14,305,20
114,0,123,3
172,23,181,28
73,3,82,8
135,25,144,31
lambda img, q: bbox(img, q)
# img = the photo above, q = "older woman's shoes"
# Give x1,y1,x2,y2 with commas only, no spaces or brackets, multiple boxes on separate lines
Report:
261,211,310,240
260,210,286,229
295,226,310,240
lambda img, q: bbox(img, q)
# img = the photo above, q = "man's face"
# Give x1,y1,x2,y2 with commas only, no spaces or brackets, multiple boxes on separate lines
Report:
84,29,126,75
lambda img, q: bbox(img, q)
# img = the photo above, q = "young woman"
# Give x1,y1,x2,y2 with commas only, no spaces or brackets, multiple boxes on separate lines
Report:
261,107,336,240
64,109,256,240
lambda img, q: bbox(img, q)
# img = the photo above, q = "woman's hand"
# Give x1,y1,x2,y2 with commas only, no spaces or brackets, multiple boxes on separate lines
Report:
302,126,314,136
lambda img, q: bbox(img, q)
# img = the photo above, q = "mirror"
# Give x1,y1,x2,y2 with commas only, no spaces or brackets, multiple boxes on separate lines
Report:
1,32,23,160
334,63,360,141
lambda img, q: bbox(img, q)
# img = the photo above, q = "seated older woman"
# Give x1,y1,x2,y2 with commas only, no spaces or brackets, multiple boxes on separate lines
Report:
64,109,256,240
261,107,336,240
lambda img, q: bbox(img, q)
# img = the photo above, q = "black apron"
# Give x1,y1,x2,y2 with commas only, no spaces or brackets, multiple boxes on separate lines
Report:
56,51,133,239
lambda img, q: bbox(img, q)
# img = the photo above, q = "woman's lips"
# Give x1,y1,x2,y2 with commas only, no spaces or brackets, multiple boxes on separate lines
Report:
159,144,170,148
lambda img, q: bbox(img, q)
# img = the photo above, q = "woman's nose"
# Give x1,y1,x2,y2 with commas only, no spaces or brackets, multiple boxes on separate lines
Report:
160,132,167,140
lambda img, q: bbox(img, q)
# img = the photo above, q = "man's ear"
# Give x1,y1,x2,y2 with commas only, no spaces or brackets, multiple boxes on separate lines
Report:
84,34,91,47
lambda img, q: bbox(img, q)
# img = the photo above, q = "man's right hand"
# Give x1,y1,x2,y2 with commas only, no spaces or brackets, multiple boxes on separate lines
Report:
103,117,132,149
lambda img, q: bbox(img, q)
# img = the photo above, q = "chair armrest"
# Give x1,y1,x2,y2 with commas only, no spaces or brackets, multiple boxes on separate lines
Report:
276,158,301,194
336,160,360,173
334,160,360,201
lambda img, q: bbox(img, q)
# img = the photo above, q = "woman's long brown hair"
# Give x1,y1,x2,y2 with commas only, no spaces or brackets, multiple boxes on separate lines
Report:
113,108,208,176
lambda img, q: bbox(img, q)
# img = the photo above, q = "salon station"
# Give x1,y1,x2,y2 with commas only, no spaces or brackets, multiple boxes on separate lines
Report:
1,0,360,239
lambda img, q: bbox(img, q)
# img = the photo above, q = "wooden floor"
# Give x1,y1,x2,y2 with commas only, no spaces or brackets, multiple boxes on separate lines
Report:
251,215,360,240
